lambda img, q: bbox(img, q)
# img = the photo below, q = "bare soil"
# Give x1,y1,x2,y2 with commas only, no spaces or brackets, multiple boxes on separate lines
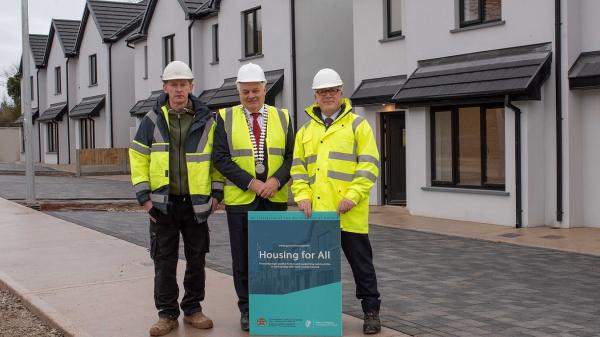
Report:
0,289,64,337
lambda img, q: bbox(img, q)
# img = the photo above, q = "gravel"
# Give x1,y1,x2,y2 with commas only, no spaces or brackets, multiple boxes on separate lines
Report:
0,289,64,337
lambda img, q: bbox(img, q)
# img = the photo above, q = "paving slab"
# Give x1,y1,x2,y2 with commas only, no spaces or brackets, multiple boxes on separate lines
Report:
47,208,600,337
0,198,404,337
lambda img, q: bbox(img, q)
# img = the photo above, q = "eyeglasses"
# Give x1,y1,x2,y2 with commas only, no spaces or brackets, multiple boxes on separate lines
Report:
315,88,341,96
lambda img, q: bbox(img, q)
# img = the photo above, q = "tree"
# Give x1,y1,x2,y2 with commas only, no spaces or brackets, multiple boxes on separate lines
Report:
0,63,21,127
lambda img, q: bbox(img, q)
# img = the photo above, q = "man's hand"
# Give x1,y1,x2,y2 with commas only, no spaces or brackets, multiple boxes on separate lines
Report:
337,198,355,215
248,179,265,194
211,198,219,214
297,199,312,219
143,200,156,222
258,177,279,199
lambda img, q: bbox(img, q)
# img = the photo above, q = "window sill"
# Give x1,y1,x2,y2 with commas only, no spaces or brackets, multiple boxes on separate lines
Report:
239,54,264,62
421,186,509,196
450,20,505,34
379,35,405,43
89,83,98,88
210,61,219,65
46,151,57,155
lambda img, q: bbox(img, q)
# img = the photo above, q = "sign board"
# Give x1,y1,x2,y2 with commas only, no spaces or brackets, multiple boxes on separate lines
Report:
248,211,341,336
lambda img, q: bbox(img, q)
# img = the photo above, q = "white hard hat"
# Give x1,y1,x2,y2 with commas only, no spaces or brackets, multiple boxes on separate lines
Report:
162,61,194,81
236,63,266,83
312,68,343,89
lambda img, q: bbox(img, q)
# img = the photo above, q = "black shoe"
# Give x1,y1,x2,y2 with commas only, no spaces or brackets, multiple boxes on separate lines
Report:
240,311,249,331
363,312,381,334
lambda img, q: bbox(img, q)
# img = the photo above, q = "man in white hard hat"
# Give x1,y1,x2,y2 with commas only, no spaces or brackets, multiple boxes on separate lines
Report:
212,63,294,331
291,68,382,334
129,60,223,336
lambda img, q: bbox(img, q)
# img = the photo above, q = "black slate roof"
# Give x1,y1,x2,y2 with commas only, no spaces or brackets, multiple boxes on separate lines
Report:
38,102,68,122
29,35,48,67
70,95,106,119
350,75,407,106
393,43,553,106
198,88,218,105
54,19,80,54
128,0,218,42
206,69,285,110
129,90,163,116
13,109,39,125
88,0,147,40
569,51,600,90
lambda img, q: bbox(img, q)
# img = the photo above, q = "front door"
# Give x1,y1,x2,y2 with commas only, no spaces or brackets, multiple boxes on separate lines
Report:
381,112,406,205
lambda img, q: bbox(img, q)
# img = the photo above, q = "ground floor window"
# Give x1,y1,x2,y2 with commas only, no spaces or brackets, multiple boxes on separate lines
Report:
47,122,58,153
20,126,25,152
431,105,505,189
80,118,95,149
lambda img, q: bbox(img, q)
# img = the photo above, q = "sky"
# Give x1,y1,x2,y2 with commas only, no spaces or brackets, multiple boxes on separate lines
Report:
0,0,136,102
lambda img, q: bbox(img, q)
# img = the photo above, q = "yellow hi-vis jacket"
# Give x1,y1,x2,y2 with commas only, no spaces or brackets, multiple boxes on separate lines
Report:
217,105,290,205
291,98,379,234
129,95,223,222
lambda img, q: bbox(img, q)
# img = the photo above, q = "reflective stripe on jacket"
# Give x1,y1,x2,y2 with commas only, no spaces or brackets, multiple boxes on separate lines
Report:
291,98,379,234
218,105,290,205
129,94,224,222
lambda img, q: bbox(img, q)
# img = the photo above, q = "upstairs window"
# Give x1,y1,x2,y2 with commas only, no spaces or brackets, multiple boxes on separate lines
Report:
89,54,97,86
460,0,501,27
212,24,219,63
143,45,148,79
55,66,61,94
243,7,262,57
163,35,175,68
30,76,34,100
386,0,402,38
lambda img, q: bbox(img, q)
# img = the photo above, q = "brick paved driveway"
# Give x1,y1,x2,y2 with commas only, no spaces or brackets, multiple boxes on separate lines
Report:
47,210,600,337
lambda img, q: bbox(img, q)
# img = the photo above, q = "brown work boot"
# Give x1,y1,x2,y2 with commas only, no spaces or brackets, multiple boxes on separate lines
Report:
183,311,214,329
149,318,178,336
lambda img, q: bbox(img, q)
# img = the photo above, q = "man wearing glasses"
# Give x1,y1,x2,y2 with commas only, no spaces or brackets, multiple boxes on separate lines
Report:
291,68,382,334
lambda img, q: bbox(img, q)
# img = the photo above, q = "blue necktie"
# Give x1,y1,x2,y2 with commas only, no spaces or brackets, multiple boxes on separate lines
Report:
325,117,333,128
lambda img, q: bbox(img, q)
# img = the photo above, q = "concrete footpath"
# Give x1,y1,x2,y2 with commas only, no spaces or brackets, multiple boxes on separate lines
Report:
0,198,405,337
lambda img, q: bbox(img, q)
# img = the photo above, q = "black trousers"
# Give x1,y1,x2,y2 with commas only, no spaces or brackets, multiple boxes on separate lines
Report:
149,197,210,319
226,210,254,314
341,231,381,313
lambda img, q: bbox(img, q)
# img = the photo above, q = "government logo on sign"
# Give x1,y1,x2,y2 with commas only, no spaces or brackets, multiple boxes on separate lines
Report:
257,318,268,327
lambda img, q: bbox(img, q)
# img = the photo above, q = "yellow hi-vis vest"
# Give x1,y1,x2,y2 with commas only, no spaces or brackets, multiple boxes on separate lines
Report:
218,105,290,205
129,104,223,221
291,98,379,234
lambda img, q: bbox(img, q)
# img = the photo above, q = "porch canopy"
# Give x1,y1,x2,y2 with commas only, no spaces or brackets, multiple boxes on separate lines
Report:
13,109,39,125
393,43,553,106
38,102,67,122
129,90,163,116
198,88,218,105
569,51,600,90
205,69,284,110
350,75,407,106
69,95,105,119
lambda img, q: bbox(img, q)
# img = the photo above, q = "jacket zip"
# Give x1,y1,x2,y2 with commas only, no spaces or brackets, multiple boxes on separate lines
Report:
177,112,183,195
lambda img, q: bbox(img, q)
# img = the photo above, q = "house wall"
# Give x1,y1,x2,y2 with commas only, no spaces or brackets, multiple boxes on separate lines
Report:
44,32,69,164
111,39,137,147
145,0,190,92
74,15,109,149
295,0,355,127
192,0,292,114
352,0,565,226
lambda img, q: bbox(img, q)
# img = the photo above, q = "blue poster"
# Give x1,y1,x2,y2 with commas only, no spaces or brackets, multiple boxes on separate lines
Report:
248,211,342,336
